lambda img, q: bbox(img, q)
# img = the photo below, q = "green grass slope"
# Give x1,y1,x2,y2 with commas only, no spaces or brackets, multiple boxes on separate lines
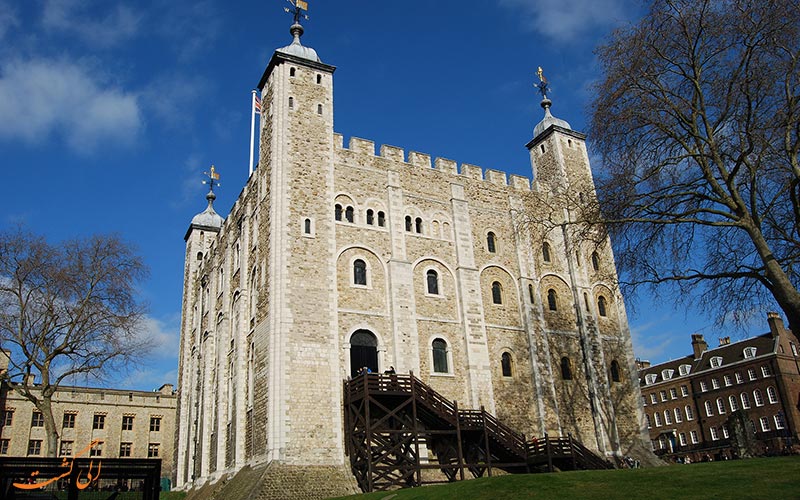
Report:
329,456,800,500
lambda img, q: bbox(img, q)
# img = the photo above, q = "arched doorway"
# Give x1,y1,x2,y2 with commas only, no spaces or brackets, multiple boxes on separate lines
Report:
350,330,378,377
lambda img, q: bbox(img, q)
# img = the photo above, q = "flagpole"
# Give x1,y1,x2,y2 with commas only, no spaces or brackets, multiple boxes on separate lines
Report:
249,90,257,176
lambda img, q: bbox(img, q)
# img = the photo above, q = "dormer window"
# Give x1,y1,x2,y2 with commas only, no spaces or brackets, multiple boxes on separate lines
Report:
644,374,657,385
678,364,691,376
661,369,674,380
710,356,723,368
743,347,757,359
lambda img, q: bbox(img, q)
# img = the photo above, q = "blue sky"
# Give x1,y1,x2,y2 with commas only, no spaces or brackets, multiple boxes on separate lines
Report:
0,0,768,390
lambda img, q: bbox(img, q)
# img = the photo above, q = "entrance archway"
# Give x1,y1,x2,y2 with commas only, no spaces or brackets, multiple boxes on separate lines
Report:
350,329,379,377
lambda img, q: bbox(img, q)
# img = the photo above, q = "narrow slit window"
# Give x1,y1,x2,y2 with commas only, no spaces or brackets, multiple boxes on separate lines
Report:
547,289,558,311
353,259,367,286
426,270,439,295
491,281,503,304
487,232,496,253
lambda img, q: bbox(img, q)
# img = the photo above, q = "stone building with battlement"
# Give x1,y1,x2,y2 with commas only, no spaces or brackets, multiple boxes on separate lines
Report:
175,14,650,500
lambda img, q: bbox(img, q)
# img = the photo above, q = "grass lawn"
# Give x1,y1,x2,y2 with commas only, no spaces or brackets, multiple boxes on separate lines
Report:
329,456,800,500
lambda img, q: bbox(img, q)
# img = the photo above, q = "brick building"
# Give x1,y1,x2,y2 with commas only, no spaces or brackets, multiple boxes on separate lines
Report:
638,313,800,461
0,352,177,483
174,10,650,500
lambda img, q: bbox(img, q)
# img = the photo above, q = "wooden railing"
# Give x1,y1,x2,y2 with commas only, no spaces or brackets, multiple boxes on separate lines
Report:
345,372,610,473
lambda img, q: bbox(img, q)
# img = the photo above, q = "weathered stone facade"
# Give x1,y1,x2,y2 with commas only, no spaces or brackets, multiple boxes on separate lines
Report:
175,22,650,498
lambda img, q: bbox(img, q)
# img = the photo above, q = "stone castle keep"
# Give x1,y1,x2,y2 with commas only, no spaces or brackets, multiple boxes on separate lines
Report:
175,13,650,499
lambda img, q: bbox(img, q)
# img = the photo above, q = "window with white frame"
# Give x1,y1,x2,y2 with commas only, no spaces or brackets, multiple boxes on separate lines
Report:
678,364,691,376
712,378,720,389
662,369,674,380
645,414,652,428
748,368,757,380
650,393,657,404
670,388,678,399
735,372,743,383
729,395,739,412
741,392,752,409
654,412,662,427
642,395,647,406
690,430,699,444
679,433,687,446
645,374,657,385
761,365,771,377
710,427,719,440
710,356,723,367
722,426,729,439
743,347,757,359
680,385,689,397
664,410,673,425
716,398,726,414
759,416,770,432
685,405,694,420
660,390,668,402
791,343,798,357
775,413,786,430
705,401,714,417
754,389,764,406
767,386,778,404
724,375,732,386
700,381,708,392
674,408,683,423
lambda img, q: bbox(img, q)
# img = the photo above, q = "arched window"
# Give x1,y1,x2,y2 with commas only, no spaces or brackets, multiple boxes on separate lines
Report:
598,296,607,317
754,389,764,406
491,281,503,304
288,96,294,109
317,104,323,114
716,398,726,414
547,289,558,311
767,386,778,404
405,216,412,232
501,352,513,377
741,392,752,409
415,217,423,234
542,242,551,262
196,252,203,261
289,67,296,77
316,74,322,84
366,209,374,225
353,259,367,286
426,270,439,295
610,360,621,382
560,357,573,380
335,204,343,221
432,339,448,373
685,405,694,420
591,251,600,271
729,395,739,412
304,218,312,234
528,284,535,303
345,206,354,223
377,211,385,227
487,232,496,253
705,400,714,416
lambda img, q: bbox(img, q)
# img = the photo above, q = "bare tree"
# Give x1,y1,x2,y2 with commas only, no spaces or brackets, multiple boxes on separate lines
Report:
591,0,800,332
0,228,151,456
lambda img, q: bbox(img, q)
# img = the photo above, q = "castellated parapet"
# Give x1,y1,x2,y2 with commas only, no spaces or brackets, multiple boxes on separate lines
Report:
174,18,651,500
336,134,531,191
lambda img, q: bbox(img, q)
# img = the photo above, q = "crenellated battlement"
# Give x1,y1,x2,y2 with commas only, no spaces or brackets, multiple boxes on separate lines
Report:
334,133,532,191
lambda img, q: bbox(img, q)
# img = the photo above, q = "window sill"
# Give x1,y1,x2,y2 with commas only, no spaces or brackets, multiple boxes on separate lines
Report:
430,372,455,378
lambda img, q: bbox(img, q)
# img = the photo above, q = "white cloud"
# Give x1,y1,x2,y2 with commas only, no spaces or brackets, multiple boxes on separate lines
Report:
0,57,142,152
42,0,141,47
498,0,639,41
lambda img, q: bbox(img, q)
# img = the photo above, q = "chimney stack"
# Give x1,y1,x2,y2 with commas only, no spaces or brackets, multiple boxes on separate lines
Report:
691,334,707,359
767,312,784,338
719,337,731,346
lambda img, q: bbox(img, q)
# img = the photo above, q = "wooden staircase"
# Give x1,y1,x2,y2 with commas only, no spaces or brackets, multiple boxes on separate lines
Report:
343,372,612,492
